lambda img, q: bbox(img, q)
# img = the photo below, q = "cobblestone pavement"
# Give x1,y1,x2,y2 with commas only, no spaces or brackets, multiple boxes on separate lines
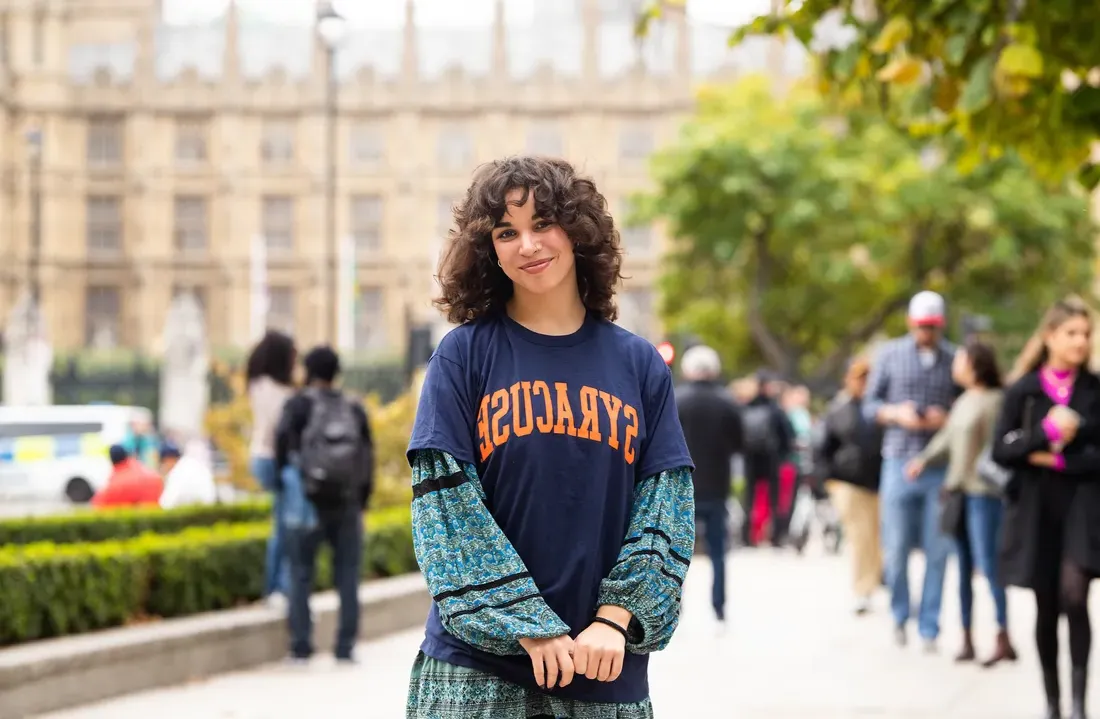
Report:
43,545,1095,719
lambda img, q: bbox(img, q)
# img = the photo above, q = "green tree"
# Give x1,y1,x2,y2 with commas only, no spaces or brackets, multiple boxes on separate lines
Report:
642,1,1100,187
635,77,1095,386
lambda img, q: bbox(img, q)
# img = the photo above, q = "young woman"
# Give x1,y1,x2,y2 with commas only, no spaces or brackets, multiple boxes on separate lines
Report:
405,156,695,719
245,329,297,602
820,358,884,616
993,298,1100,719
905,341,1017,667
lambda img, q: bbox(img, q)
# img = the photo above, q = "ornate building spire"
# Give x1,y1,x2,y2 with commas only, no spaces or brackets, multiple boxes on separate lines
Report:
491,0,507,83
401,0,418,85
221,0,240,86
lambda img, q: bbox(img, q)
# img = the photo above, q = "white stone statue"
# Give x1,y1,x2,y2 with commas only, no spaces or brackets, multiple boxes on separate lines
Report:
158,292,209,442
2,292,52,406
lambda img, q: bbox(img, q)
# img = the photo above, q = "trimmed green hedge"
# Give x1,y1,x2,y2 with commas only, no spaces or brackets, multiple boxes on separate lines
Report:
0,501,273,546
0,506,417,646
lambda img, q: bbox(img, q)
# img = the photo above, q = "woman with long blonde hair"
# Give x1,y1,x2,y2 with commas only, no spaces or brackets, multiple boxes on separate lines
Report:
993,298,1100,719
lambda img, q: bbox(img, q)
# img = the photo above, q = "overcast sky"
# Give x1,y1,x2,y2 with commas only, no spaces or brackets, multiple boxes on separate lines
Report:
162,0,772,28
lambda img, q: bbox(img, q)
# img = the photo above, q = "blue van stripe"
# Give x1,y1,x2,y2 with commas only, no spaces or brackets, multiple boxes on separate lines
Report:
54,435,82,458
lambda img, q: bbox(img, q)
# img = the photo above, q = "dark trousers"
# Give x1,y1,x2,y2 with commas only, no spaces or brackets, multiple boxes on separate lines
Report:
695,499,728,619
287,505,364,659
742,455,785,545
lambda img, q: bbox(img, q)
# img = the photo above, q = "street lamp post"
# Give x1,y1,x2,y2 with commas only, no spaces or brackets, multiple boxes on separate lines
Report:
316,1,347,344
25,128,43,305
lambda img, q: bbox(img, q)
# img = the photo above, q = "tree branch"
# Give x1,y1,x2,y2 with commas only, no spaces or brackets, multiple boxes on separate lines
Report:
810,220,936,384
746,223,793,373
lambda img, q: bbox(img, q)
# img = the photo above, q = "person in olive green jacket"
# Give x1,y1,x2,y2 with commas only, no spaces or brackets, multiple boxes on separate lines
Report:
906,340,1018,667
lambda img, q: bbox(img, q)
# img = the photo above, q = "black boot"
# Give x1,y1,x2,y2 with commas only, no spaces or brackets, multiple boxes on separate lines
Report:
1045,667,1063,719
1070,667,1088,719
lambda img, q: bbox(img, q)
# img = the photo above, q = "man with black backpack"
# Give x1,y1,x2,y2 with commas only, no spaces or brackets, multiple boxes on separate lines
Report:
275,345,374,663
741,370,794,547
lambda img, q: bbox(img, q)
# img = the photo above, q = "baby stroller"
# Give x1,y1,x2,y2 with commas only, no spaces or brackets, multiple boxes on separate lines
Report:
787,434,843,555
788,481,843,554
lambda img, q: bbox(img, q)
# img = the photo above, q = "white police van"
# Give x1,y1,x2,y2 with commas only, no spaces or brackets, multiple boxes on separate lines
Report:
0,405,157,503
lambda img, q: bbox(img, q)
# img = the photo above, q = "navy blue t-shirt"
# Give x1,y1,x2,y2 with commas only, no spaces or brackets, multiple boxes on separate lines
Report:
407,312,692,704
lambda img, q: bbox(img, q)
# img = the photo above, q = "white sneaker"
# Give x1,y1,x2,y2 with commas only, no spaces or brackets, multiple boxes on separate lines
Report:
854,598,871,616
266,592,288,611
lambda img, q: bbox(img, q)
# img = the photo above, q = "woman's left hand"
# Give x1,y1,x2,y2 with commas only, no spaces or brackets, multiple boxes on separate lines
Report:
572,622,626,682
1029,451,1056,468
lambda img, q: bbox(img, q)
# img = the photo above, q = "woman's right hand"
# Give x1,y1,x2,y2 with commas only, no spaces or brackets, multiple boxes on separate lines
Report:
1047,406,1081,444
519,635,575,690
904,458,925,481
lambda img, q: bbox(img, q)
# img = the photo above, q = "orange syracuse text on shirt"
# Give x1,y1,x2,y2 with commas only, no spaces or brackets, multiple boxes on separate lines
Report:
476,381,639,465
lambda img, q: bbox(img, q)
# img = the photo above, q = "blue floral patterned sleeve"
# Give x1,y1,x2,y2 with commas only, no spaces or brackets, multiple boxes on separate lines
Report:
597,466,695,654
411,448,572,655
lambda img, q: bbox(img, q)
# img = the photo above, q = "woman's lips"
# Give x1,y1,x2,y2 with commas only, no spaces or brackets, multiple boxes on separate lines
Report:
520,258,553,274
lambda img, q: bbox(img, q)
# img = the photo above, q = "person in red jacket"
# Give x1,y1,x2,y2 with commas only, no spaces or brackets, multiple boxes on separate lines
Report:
91,444,164,508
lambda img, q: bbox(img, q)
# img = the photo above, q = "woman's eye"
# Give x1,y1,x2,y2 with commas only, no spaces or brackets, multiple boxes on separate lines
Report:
535,221,554,231
496,230,516,240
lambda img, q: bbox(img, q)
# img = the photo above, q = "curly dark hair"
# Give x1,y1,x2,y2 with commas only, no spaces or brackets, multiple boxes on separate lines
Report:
434,156,625,324
245,329,296,386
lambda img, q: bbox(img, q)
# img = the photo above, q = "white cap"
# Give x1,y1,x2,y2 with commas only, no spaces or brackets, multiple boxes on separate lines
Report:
908,291,945,327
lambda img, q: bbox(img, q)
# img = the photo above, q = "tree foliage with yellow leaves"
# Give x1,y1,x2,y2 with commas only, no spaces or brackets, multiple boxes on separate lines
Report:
635,77,1095,386
644,0,1100,187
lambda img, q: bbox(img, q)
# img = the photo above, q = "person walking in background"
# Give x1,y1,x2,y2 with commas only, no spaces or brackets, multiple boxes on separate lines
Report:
275,345,374,664
245,330,297,606
91,444,164,508
864,290,958,651
406,156,694,718
993,298,1100,719
676,344,742,629
741,370,794,547
905,341,1017,667
820,358,884,615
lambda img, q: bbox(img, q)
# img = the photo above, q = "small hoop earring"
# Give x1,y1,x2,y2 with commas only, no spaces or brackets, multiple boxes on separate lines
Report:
497,260,502,268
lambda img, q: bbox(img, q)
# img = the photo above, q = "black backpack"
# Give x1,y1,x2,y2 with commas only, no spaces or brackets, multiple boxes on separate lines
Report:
741,404,780,456
299,388,363,507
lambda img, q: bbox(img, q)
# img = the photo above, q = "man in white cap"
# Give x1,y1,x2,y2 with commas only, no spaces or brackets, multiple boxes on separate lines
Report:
864,290,960,651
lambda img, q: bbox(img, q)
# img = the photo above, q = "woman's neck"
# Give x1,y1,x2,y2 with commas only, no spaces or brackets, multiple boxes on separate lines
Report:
1043,360,1076,376
507,282,587,336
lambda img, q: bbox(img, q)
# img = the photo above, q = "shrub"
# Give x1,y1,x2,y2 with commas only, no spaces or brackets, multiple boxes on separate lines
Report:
0,501,273,546
0,507,418,646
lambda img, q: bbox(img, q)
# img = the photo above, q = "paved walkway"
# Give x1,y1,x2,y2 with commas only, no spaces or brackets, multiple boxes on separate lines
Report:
43,546,1093,718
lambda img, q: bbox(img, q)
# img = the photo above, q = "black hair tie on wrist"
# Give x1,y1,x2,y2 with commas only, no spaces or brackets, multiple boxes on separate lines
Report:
591,616,629,640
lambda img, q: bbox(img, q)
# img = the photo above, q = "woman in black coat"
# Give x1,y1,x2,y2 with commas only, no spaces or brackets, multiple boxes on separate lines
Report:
992,298,1100,719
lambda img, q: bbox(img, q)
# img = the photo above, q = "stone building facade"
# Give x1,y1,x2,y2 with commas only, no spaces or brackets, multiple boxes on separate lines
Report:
0,0,791,355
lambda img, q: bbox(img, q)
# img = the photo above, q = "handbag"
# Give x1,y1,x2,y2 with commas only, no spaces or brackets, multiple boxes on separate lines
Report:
977,396,1034,494
939,489,966,537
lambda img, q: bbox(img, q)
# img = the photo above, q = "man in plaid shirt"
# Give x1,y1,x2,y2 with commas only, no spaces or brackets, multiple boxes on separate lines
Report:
864,291,959,651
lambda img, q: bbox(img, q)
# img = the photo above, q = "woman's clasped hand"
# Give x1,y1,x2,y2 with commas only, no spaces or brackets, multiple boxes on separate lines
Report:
518,635,577,689
518,617,628,689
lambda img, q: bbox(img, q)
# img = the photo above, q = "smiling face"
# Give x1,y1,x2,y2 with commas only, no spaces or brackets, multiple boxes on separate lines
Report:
491,188,577,300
